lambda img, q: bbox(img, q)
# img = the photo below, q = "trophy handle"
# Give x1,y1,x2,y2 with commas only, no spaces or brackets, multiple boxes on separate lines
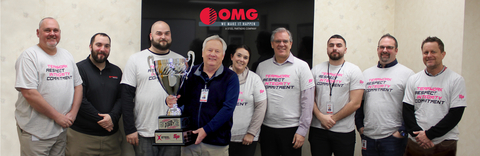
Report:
186,51,195,76
147,55,155,74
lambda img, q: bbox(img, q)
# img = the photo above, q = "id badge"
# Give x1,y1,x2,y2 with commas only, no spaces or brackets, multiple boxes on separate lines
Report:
200,89,209,102
362,139,367,150
326,101,334,114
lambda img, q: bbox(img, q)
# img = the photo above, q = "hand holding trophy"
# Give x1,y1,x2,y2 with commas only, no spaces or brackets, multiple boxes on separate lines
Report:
148,51,197,145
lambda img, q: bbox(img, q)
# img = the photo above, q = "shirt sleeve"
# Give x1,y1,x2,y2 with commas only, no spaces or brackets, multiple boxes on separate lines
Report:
296,86,314,136
121,84,137,135
15,51,38,90
349,65,365,90
246,73,267,136
203,74,240,134
355,100,365,131
109,72,123,124
77,68,103,122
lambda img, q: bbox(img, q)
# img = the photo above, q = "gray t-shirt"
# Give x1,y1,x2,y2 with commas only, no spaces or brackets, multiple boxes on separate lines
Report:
15,45,82,139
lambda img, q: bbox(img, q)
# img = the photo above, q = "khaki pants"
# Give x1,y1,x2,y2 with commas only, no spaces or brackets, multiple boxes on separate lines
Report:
65,128,122,156
181,142,228,156
17,125,67,156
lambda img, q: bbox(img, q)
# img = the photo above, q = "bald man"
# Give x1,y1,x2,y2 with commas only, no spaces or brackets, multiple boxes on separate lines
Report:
121,21,184,156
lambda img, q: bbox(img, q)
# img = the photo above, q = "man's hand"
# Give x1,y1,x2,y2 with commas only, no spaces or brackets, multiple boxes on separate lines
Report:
65,112,76,123
319,114,336,129
242,133,254,145
392,131,404,138
413,131,434,149
193,128,206,145
54,114,73,128
126,132,139,146
292,133,305,149
359,127,364,135
98,113,114,132
166,95,181,108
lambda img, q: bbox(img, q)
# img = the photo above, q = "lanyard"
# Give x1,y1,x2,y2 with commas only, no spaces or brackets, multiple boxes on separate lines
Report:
327,61,345,97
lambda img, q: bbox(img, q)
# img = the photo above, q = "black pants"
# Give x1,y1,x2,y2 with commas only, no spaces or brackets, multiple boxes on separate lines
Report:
308,127,356,156
259,125,301,156
229,141,257,156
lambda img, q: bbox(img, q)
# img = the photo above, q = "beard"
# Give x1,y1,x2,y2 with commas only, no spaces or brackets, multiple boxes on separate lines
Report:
152,38,172,50
379,52,391,63
91,49,108,63
328,52,344,60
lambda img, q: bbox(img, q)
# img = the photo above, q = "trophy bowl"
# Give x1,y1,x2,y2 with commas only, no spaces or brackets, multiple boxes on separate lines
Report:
148,51,195,96
147,51,196,146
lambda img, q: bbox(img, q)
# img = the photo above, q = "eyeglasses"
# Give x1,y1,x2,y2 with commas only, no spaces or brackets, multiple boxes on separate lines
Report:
378,46,395,50
273,40,290,44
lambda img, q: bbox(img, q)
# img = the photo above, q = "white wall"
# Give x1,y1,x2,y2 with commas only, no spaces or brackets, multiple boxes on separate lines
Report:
458,0,480,155
2,0,479,155
0,0,141,155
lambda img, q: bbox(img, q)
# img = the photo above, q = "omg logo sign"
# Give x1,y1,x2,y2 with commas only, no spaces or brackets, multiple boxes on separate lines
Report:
200,7,258,26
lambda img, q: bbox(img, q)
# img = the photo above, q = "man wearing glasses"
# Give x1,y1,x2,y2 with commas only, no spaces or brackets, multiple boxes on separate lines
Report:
256,27,315,156
355,34,414,156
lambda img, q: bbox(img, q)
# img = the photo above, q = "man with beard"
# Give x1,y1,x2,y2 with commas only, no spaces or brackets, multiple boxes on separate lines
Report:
355,34,414,156
121,21,183,156
66,33,123,156
256,27,315,156
309,34,364,156
15,17,83,155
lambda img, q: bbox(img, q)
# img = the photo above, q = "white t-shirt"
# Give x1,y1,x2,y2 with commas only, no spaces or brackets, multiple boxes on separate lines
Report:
15,45,82,139
362,63,414,139
311,61,365,133
121,49,184,137
403,68,467,144
231,70,267,142
256,56,314,128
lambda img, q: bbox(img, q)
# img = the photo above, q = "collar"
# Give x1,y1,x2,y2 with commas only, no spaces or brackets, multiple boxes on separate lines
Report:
425,66,447,77
273,52,294,65
194,63,224,81
229,66,249,85
377,59,398,68
148,49,170,56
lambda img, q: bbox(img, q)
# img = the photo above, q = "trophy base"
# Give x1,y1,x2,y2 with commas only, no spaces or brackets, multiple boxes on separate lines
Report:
158,115,189,129
153,129,197,146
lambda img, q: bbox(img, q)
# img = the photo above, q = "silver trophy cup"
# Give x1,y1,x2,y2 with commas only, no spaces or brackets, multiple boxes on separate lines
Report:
148,51,195,97
147,51,196,145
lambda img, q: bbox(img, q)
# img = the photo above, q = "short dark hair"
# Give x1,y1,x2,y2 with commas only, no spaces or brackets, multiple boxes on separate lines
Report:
421,36,444,52
379,33,398,48
328,34,346,47
90,33,111,46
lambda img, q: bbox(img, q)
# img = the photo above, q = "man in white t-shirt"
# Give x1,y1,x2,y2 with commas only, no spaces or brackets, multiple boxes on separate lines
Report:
403,37,466,155
121,21,184,156
15,17,83,156
256,27,315,156
309,34,364,156
355,34,414,156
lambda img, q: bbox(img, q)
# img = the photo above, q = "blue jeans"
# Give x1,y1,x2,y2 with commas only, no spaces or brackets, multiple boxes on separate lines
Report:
133,135,181,156
361,134,407,156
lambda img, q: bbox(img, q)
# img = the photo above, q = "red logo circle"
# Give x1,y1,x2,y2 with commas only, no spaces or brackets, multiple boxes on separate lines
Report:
200,7,217,25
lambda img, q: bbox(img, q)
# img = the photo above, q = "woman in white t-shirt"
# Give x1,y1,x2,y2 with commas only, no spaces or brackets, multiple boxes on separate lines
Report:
228,45,267,156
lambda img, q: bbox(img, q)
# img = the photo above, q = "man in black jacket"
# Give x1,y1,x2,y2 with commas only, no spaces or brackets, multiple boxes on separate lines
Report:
66,33,123,156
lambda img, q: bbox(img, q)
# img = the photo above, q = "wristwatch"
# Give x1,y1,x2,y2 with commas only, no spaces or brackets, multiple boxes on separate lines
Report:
399,130,407,137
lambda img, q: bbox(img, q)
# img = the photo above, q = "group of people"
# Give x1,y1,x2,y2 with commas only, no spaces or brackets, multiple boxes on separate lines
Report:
14,17,466,156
